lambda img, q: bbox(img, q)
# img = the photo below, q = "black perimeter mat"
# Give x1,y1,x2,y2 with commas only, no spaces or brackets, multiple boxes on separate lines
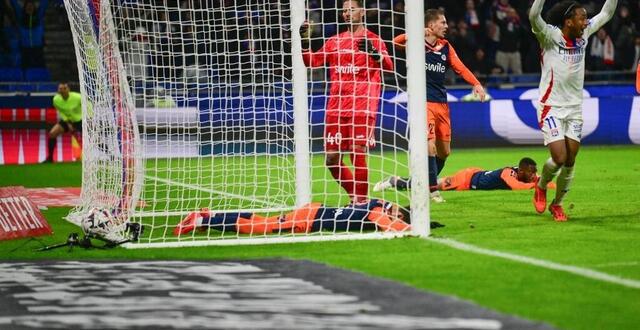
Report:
0,260,555,329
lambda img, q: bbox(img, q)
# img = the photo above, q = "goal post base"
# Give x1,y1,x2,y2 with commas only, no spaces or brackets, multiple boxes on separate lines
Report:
123,232,415,249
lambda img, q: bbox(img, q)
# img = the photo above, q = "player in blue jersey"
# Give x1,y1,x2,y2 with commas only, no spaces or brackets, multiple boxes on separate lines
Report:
393,9,486,202
173,199,444,236
375,157,554,192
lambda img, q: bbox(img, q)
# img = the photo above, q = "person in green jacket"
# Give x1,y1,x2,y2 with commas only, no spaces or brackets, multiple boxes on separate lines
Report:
45,82,82,163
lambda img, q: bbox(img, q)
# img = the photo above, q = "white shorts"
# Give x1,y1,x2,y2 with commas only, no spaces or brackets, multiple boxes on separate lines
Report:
536,103,583,145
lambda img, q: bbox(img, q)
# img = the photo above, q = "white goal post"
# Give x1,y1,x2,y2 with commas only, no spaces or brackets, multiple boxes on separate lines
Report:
63,0,429,248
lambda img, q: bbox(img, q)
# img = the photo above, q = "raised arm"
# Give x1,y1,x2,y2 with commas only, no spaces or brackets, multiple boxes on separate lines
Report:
392,33,407,51
585,0,618,37
300,21,330,68
528,0,547,35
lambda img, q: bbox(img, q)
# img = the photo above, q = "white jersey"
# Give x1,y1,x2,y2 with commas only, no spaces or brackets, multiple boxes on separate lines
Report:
529,0,617,107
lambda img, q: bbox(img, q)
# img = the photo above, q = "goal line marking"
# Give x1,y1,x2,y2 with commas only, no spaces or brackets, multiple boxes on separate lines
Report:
144,175,286,209
429,238,640,289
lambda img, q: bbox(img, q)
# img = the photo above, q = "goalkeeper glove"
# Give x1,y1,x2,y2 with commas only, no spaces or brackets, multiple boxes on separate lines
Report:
358,38,382,62
299,21,311,50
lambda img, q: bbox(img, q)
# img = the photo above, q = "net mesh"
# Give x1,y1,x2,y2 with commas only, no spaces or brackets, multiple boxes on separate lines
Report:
64,0,425,247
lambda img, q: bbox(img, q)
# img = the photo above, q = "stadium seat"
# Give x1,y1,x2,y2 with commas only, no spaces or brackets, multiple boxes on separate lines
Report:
24,68,52,82
0,68,23,81
38,82,59,92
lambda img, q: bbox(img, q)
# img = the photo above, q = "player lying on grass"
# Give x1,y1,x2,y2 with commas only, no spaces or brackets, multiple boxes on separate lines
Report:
174,199,443,236
374,157,555,192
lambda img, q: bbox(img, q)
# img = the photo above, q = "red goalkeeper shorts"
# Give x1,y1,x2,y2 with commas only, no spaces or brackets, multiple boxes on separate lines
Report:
324,114,376,151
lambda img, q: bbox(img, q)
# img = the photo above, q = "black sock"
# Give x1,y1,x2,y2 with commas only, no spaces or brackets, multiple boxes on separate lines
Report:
47,138,56,160
436,157,446,176
428,156,438,188
395,177,411,190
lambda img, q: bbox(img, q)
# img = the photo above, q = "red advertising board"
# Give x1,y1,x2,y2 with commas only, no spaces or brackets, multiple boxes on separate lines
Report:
0,186,53,240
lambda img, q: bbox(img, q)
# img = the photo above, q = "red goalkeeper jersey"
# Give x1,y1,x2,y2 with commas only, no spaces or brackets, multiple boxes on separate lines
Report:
302,28,393,118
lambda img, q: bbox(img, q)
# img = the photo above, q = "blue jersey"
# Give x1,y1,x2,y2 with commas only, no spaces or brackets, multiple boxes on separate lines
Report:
425,40,451,103
424,39,481,103
393,34,480,104
205,199,395,233
311,199,391,232
470,167,518,190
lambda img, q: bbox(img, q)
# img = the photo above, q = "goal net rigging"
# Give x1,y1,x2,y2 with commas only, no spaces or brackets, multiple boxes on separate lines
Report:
63,0,429,248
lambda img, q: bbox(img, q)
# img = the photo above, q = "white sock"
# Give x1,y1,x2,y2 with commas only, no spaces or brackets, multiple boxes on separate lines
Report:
554,166,575,205
538,158,561,189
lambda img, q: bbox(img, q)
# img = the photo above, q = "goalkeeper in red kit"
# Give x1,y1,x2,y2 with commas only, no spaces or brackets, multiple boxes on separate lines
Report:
300,0,393,203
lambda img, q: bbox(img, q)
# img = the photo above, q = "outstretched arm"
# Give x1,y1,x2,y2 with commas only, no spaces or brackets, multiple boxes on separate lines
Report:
500,169,536,190
300,22,331,68
367,207,410,232
500,169,556,190
586,0,618,37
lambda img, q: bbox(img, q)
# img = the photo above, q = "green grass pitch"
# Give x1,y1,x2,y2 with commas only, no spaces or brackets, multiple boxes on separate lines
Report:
1,145,639,329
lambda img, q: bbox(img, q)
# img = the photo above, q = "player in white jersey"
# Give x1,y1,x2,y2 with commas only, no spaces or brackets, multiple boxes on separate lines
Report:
529,0,617,221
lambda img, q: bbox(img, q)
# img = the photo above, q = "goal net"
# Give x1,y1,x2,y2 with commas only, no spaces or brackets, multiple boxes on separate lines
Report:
64,0,429,248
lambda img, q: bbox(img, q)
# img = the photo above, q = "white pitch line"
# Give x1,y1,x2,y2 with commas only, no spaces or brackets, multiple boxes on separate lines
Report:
429,238,640,290
145,175,284,208
593,261,640,268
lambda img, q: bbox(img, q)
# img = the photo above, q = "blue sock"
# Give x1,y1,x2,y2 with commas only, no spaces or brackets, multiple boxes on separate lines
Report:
429,156,438,188
436,157,446,176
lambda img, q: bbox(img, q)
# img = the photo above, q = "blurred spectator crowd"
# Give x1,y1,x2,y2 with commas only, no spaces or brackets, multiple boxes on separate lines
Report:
309,0,639,80
1,0,639,89
422,0,640,76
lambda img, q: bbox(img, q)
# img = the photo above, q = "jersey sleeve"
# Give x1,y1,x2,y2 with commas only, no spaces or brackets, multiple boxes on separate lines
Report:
367,207,410,232
500,168,536,190
584,0,618,38
392,33,407,50
302,38,333,68
447,43,481,87
529,0,556,47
